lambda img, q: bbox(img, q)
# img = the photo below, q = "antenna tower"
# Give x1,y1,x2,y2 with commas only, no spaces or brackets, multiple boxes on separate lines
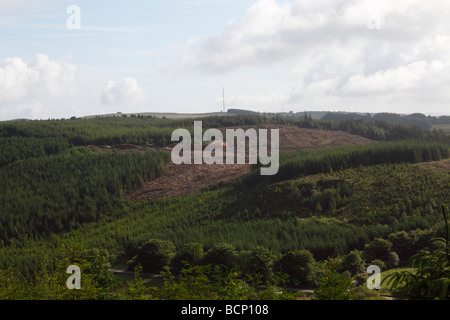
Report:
223,87,226,112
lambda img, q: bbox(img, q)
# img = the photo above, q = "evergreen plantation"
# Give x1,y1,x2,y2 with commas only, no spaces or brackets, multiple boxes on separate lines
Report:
0,114,449,300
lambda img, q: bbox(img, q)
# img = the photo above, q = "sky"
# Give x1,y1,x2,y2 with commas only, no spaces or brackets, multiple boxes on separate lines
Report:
0,0,449,121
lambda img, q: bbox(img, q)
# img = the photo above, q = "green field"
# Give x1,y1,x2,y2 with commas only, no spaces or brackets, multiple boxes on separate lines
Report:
83,111,230,119
433,123,450,134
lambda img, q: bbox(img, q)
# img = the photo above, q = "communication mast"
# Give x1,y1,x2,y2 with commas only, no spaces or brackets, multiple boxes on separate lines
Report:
223,87,226,113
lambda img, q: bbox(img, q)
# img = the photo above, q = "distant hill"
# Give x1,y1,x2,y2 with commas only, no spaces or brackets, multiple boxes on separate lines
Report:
72,110,450,129
227,109,328,119
227,109,260,116
321,112,450,130
226,109,450,129
82,111,230,119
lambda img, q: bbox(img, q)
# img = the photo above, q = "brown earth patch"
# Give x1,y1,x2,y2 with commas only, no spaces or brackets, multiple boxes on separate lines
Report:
125,162,251,201
271,125,375,151
123,126,375,202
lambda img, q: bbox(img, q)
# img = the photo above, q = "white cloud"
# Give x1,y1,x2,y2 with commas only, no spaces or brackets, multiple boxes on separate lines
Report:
224,92,290,111
0,0,58,13
342,60,448,94
16,101,48,119
189,0,450,72
100,77,146,106
0,0,25,12
0,54,77,104
180,0,450,114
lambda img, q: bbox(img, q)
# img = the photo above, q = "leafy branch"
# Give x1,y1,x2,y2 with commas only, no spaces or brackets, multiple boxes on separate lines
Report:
383,205,449,300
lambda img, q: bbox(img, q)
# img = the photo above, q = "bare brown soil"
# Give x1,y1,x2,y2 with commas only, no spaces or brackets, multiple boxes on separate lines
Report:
270,125,375,151
123,126,375,202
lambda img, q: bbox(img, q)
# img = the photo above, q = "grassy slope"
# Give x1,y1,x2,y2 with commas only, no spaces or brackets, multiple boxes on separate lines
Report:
433,123,450,134
37,158,448,264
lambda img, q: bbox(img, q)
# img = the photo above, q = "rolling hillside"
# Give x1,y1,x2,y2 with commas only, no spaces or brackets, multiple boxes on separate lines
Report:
125,126,375,201
0,114,449,300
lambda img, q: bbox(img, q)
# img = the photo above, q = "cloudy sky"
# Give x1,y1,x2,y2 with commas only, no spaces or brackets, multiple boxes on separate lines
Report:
1,0,449,120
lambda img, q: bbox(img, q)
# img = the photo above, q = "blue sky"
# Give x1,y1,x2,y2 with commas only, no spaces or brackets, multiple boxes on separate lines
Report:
1,0,450,120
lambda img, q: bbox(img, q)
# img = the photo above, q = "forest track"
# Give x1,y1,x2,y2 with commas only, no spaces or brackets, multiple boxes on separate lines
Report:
124,126,375,202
